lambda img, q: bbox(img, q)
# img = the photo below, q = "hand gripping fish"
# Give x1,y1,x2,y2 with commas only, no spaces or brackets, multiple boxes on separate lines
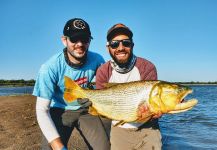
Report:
63,76,198,124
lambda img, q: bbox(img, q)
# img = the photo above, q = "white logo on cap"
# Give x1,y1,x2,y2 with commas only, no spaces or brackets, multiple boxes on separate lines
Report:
73,20,86,29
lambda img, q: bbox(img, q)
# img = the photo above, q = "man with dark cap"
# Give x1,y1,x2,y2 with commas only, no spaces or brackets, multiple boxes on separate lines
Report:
96,23,162,150
33,18,110,150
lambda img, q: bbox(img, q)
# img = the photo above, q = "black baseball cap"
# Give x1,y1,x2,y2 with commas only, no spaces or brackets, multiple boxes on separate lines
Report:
63,18,92,38
107,23,133,41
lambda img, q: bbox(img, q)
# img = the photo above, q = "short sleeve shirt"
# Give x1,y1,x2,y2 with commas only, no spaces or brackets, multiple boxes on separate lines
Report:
33,50,105,110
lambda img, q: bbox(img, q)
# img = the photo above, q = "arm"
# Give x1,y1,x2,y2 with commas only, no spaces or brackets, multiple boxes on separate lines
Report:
144,65,157,80
136,58,161,118
136,57,158,80
36,97,65,150
96,63,111,89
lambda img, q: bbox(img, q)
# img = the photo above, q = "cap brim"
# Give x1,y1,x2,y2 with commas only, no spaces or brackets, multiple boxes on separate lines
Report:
107,27,132,41
69,32,93,39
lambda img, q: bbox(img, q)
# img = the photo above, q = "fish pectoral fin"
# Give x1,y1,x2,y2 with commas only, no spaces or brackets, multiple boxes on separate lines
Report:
136,116,152,123
88,106,100,116
136,113,153,123
113,120,125,126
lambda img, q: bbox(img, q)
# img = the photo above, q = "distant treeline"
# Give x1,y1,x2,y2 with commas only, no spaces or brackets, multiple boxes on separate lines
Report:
0,79,35,86
0,79,217,87
174,81,217,85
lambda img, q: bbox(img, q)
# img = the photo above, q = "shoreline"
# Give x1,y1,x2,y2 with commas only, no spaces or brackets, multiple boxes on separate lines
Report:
1,83,217,87
0,95,87,150
181,84,217,86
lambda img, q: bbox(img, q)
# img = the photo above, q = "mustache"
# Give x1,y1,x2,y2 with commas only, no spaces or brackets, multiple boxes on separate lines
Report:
114,49,129,54
75,45,86,49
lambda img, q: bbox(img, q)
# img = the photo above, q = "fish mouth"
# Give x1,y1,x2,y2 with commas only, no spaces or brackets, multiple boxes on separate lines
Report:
168,90,198,114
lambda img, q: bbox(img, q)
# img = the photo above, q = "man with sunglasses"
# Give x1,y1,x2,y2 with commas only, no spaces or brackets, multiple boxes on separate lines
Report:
33,18,110,150
96,23,162,150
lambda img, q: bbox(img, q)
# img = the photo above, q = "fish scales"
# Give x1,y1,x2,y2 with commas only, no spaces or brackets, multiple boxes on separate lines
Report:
84,81,158,121
63,76,198,123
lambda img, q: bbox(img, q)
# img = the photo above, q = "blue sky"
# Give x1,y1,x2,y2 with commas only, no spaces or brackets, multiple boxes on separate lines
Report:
0,0,216,82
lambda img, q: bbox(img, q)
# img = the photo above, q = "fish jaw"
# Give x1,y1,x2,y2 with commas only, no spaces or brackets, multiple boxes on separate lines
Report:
167,89,198,113
168,98,198,113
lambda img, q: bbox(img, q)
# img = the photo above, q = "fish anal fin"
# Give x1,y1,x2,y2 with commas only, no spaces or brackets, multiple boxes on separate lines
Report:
113,120,125,127
136,115,152,123
88,106,100,116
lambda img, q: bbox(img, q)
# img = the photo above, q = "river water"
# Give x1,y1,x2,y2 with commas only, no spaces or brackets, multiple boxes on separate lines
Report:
160,85,217,150
0,86,33,96
0,85,216,149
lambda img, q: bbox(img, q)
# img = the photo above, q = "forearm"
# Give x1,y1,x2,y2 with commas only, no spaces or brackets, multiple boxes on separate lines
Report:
36,97,64,149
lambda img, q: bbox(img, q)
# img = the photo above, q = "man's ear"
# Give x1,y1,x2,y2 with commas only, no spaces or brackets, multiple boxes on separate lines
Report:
131,42,134,48
106,45,110,53
106,41,110,52
61,36,67,47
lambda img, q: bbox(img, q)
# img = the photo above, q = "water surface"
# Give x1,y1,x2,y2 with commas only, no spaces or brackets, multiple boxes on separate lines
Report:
160,85,217,150
0,86,33,96
0,85,216,149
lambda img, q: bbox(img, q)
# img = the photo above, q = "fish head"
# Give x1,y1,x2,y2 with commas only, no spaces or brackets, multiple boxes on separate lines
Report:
149,81,198,114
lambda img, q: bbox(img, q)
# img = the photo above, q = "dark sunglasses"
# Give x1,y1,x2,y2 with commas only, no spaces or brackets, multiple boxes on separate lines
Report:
67,36,90,44
108,39,132,49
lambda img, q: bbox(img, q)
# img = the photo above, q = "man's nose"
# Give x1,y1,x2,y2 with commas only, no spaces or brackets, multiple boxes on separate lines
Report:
76,40,84,46
117,42,124,50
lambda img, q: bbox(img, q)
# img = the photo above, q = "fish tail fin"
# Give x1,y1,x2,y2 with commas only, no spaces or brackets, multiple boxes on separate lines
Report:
64,76,85,103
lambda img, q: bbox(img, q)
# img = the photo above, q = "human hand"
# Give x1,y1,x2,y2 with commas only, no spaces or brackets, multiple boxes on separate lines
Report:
137,104,162,121
77,98,92,109
61,146,68,150
137,103,151,122
152,111,162,119
50,137,66,150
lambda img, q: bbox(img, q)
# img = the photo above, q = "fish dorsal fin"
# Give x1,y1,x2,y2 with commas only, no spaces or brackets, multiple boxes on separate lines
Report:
103,82,119,88
64,76,85,103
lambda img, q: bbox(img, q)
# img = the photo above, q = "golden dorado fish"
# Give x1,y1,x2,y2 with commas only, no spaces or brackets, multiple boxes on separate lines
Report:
63,76,198,124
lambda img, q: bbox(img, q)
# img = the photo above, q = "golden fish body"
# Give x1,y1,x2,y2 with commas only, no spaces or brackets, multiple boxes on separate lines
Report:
84,81,156,122
64,76,198,123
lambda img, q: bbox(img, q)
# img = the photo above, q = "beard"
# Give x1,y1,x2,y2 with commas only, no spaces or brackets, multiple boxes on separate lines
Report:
68,50,87,60
109,49,133,67
67,47,88,62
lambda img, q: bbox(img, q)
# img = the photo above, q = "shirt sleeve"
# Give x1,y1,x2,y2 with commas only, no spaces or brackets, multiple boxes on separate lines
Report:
96,66,108,89
36,97,60,142
136,57,158,80
144,65,158,80
33,64,57,100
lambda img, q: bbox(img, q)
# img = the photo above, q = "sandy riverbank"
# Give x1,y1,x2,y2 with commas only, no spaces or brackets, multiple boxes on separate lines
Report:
0,95,87,150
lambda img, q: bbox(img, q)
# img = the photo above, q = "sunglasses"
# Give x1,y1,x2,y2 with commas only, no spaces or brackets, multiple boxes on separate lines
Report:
108,39,132,49
67,36,90,44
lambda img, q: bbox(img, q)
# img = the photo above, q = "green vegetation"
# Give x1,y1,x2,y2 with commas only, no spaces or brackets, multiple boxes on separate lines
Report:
0,79,217,87
0,79,35,86
174,81,217,85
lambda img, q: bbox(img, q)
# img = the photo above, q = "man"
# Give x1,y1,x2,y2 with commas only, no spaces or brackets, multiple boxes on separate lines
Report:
96,23,162,150
33,18,110,150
